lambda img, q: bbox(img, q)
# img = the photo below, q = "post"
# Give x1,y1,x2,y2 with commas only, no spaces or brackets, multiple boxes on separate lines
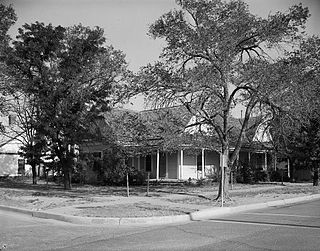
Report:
126,172,129,197
287,158,290,178
180,149,184,179
147,172,150,196
156,150,160,181
177,152,180,179
264,151,268,171
201,149,205,179
165,152,169,179
221,154,224,207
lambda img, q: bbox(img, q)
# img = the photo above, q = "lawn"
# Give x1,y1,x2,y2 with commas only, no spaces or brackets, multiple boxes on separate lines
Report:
0,177,319,217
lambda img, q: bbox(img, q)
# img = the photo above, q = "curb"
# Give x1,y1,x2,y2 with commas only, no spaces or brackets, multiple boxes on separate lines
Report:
1,194,320,226
0,205,190,226
189,193,320,221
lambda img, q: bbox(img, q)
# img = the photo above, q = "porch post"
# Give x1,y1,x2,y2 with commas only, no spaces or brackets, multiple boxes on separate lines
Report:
177,152,180,179
180,149,184,179
165,153,169,178
137,156,140,171
156,150,160,181
287,158,290,178
201,149,205,179
264,151,268,171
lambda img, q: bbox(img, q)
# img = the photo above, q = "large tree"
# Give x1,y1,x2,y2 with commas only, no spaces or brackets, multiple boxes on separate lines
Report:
270,36,320,186
136,0,309,200
6,22,129,189
0,4,17,125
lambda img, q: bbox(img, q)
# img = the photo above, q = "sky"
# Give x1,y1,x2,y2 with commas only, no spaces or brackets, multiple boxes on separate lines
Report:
2,0,320,112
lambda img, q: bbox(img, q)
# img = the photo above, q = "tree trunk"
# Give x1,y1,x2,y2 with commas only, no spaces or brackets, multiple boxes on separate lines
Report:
62,158,72,190
313,166,319,186
31,163,37,185
216,149,230,201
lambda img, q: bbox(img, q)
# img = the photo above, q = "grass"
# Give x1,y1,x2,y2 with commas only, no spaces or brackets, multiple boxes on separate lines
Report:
0,177,319,217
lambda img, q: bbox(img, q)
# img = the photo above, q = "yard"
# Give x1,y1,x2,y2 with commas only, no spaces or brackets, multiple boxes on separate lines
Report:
0,177,319,218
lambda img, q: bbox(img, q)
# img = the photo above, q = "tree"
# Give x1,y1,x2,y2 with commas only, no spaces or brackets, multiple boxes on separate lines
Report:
270,36,320,186
6,22,129,189
136,0,309,200
0,4,17,126
3,92,47,184
0,3,16,54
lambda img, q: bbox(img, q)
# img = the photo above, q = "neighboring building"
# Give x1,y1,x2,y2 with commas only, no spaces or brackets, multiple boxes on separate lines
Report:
0,115,28,177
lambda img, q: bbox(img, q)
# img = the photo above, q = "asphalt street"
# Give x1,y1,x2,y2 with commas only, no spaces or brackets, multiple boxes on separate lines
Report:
1,199,320,251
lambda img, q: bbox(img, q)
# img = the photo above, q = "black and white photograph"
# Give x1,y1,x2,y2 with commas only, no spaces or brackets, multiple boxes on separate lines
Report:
0,0,320,250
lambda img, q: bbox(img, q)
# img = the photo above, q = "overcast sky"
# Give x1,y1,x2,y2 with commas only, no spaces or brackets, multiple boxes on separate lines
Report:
3,0,320,111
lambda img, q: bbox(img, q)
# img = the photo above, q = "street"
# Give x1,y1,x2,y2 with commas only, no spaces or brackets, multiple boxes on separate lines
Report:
1,199,320,250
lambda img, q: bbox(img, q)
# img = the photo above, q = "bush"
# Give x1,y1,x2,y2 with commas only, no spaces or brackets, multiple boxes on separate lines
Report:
104,164,146,186
269,169,290,182
236,165,254,184
128,169,146,186
254,167,269,182
236,165,268,184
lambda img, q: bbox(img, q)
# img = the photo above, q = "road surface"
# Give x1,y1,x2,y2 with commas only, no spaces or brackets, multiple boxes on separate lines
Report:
1,199,320,250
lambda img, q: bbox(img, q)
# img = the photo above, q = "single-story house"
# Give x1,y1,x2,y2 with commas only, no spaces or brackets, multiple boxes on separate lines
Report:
81,107,276,181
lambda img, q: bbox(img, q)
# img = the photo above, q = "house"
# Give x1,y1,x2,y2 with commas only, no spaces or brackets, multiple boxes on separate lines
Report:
126,121,274,181
82,107,275,181
0,115,28,177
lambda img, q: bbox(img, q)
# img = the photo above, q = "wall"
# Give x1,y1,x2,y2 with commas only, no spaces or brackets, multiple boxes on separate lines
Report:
167,152,177,179
182,153,197,179
0,153,20,176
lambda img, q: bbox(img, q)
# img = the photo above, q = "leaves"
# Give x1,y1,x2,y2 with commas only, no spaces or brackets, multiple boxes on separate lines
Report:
134,0,310,181
6,22,130,177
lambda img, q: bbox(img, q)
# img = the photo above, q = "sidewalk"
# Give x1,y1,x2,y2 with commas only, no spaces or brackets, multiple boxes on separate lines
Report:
0,181,319,226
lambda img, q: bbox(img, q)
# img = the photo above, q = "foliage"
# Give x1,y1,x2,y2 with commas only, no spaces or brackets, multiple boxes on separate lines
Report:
135,0,309,197
269,169,290,183
0,4,17,127
270,36,320,185
235,164,268,184
5,22,129,189
0,3,16,53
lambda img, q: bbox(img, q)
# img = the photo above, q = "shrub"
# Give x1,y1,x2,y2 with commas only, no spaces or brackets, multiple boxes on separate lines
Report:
104,163,146,186
236,165,268,183
269,169,290,182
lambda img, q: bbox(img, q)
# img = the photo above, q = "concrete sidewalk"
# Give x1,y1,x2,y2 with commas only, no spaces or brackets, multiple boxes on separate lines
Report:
1,193,320,226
